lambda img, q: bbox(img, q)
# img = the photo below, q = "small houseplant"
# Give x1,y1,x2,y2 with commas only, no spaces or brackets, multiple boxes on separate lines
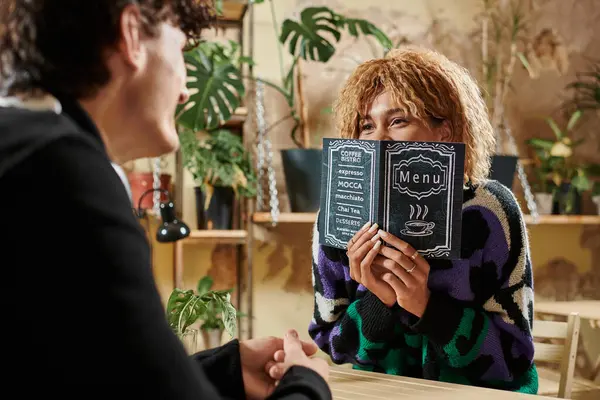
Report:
251,0,391,212
167,275,238,351
592,182,600,215
526,110,599,214
179,128,256,230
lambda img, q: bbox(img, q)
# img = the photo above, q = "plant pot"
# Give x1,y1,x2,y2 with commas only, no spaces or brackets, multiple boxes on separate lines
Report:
489,155,518,189
127,172,171,208
552,183,582,215
534,193,554,215
181,329,198,354
195,186,235,230
281,149,322,212
593,195,600,215
201,328,223,349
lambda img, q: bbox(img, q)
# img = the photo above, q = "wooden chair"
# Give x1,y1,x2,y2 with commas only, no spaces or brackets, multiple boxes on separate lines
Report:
533,312,581,398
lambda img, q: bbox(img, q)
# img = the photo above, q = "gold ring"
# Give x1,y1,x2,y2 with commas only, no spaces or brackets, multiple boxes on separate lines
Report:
407,263,417,273
410,251,419,261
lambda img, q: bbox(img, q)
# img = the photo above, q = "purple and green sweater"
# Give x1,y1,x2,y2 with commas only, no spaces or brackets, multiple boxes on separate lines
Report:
308,180,538,394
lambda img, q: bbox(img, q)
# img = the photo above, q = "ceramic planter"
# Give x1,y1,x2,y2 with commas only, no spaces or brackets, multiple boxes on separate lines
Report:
281,149,322,212
127,172,171,208
489,155,518,189
534,193,554,215
552,183,582,215
194,186,235,230
593,195,600,215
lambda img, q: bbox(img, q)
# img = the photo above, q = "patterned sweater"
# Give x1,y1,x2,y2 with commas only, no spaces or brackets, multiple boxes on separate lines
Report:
308,180,538,393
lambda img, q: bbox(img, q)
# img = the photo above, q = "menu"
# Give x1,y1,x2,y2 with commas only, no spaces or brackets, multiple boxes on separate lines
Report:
318,138,465,260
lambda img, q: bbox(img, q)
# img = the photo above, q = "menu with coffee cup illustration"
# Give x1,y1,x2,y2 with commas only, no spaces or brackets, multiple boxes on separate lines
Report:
318,138,465,259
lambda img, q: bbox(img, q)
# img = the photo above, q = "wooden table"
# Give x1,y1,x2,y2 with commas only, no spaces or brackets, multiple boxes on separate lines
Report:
534,300,600,381
329,367,556,399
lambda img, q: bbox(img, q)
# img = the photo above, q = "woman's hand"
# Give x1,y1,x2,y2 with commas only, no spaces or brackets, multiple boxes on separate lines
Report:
373,230,431,318
346,222,397,307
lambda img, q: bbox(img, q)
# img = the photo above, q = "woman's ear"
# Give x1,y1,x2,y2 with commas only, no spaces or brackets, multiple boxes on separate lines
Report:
438,120,452,141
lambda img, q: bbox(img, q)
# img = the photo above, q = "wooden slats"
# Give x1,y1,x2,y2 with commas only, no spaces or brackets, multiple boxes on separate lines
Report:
533,319,569,339
534,342,566,362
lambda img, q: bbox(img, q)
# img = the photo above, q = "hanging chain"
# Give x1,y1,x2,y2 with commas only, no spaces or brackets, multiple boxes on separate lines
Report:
502,124,539,222
255,81,266,212
255,80,279,226
152,157,161,216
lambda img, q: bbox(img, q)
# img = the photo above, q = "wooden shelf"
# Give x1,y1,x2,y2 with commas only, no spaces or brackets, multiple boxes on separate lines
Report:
252,213,600,225
180,229,248,245
524,215,600,225
217,0,248,23
253,212,317,224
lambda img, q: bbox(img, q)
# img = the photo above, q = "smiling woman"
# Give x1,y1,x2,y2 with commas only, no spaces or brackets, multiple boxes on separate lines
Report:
310,47,538,395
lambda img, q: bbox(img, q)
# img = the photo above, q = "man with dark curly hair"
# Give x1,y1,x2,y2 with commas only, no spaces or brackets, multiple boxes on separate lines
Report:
0,1,330,399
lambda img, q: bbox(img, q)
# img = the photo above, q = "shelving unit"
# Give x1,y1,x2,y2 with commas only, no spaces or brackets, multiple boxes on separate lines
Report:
172,0,255,340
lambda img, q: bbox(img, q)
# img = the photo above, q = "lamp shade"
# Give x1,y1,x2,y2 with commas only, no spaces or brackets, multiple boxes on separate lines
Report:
156,200,190,243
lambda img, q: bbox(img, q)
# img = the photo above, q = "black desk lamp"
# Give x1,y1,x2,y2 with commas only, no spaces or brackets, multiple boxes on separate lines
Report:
135,188,190,243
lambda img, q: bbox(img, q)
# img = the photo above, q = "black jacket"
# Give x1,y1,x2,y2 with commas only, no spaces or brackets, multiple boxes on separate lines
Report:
0,94,331,399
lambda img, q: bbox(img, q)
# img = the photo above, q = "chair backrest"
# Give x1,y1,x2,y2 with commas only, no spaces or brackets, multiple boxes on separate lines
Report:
532,312,581,399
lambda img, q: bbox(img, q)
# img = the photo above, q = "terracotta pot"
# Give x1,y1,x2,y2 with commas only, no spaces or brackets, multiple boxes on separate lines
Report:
201,328,223,349
127,172,171,209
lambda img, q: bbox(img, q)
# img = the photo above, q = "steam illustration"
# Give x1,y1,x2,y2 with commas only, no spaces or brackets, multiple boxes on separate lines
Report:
409,204,429,220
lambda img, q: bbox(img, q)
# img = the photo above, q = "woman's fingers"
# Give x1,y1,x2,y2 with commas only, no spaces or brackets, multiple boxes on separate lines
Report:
378,230,430,274
347,221,372,252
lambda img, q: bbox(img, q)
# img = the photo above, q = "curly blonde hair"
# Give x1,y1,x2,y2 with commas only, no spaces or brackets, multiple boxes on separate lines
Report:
333,47,495,185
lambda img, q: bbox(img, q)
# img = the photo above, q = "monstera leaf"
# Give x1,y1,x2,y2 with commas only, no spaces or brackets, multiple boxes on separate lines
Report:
280,7,340,62
337,17,392,51
279,7,392,63
176,44,245,131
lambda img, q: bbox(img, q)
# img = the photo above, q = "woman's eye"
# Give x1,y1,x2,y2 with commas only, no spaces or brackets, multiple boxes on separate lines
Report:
360,123,373,132
391,118,407,126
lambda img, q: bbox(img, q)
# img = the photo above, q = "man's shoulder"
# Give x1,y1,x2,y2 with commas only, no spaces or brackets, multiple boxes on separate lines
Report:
0,106,101,179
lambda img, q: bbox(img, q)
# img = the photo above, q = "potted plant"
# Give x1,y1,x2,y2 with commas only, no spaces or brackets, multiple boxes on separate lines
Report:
179,128,256,230
526,110,599,215
252,0,391,212
476,1,568,189
592,182,600,215
166,276,238,351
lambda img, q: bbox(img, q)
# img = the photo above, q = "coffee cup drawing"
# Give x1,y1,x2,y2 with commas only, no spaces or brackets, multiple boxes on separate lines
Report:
400,204,435,237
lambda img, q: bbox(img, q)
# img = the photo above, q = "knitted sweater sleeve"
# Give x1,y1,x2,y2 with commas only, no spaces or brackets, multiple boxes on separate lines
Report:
307,220,400,367
413,181,537,392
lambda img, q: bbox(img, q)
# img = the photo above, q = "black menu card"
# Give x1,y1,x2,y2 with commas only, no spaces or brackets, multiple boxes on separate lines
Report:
318,138,465,259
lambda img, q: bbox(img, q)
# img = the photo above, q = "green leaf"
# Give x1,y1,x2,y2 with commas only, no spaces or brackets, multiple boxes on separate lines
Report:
571,174,591,192
337,17,392,50
166,289,207,336
238,56,256,66
545,117,564,140
220,293,238,337
566,110,582,131
279,7,340,62
215,0,223,16
526,138,554,150
176,44,245,131
196,276,214,296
